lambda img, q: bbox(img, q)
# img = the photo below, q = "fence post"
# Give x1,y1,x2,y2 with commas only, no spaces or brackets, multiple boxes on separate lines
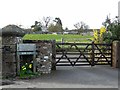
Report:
51,40,56,70
112,41,120,68
91,41,95,66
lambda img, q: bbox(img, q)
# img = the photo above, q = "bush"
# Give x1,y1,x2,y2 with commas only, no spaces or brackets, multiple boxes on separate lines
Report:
102,16,120,43
20,63,39,79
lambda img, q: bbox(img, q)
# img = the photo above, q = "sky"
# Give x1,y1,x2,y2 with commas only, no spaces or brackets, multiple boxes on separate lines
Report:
0,0,119,29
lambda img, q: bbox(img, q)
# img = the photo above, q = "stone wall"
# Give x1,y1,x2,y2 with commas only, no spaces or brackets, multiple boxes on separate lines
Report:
36,41,52,73
23,40,54,74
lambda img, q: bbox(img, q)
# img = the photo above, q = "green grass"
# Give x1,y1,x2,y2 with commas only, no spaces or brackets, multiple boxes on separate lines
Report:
23,34,93,43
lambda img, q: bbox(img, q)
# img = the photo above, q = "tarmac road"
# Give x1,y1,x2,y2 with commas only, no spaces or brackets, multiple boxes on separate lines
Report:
1,65,118,88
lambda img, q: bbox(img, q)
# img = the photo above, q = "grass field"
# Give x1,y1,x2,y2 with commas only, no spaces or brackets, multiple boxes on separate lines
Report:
23,34,93,43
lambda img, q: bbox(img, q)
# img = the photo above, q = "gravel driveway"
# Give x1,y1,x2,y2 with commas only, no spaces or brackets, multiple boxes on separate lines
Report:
1,65,118,88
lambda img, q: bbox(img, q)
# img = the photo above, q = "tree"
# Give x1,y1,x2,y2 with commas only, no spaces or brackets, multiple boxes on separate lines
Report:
54,17,62,26
31,17,52,32
102,16,120,43
102,15,111,28
64,27,69,31
31,21,42,32
53,17,63,32
74,21,89,34
48,23,63,32
42,16,51,28
48,17,63,33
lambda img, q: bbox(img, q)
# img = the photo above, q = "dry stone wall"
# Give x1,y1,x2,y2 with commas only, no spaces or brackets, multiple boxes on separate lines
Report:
23,40,53,74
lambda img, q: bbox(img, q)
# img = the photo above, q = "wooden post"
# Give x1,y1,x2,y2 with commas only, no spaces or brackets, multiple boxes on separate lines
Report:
91,41,95,66
112,41,120,68
51,40,56,70
33,52,36,73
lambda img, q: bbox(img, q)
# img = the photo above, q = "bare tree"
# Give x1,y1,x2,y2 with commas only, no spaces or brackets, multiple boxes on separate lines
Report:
74,21,89,34
43,16,51,28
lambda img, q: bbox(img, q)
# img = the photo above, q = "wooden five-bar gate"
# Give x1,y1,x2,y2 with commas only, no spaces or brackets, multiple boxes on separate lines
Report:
55,42,112,66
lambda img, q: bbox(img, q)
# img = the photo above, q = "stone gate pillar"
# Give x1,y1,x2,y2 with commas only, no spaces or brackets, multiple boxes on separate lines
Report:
112,41,120,68
1,25,26,77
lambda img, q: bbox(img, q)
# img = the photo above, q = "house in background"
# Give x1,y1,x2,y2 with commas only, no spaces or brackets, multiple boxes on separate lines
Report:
63,29,98,35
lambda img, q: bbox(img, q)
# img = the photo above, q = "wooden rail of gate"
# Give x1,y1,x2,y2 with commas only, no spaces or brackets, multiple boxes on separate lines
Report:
55,42,112,66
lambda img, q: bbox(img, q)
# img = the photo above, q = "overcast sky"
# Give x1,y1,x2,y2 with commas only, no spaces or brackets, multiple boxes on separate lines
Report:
0,0,119,29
